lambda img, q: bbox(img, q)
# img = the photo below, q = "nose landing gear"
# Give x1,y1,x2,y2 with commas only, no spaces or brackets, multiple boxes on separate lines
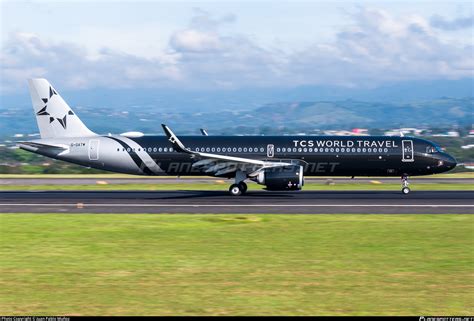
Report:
401,175,410,194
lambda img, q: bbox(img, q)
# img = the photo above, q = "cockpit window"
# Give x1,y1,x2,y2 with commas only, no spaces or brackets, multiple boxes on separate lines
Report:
426,146,437,154
426,144,443,154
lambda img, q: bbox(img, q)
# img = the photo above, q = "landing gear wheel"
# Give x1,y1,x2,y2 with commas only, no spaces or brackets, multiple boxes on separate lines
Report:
239,182,248,194
229,184,242,196
401,175,410,195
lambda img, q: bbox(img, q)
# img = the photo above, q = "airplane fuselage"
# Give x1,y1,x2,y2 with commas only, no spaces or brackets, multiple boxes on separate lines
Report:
21,78,458,195
22,134,457,177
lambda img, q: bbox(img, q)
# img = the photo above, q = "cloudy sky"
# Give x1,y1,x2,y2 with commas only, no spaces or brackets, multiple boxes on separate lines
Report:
1,0,473,94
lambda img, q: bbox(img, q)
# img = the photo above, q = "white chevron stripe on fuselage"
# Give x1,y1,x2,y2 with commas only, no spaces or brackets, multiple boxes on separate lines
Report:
111,135,164,174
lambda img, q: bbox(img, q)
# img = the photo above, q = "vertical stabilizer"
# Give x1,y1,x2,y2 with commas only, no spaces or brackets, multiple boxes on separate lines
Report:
28,79,96,138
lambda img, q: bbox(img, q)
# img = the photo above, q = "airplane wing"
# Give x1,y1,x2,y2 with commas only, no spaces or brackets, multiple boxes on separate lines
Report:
162,124,294,177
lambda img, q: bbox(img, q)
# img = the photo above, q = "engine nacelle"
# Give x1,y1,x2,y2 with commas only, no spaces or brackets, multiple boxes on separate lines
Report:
254,165,304,191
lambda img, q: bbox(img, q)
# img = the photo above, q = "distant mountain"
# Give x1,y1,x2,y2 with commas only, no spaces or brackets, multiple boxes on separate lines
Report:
255,98,473,129
1,78,472,137
1,78,473,113
0,97,472,137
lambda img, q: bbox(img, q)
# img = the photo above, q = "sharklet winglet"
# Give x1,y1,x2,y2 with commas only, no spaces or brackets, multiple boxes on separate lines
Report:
161,124,191,154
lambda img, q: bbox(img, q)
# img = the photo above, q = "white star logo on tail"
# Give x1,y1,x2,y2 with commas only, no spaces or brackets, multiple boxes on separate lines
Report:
35,86,74,129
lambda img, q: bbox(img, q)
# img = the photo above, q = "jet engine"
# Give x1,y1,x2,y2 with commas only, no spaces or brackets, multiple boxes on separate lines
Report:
253,165,304,191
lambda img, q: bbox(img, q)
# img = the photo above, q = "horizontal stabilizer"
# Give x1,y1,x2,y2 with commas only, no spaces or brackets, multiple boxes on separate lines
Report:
17,141,69,155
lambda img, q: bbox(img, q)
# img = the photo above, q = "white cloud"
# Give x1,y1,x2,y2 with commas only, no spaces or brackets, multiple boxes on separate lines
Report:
170,29,220,52
1,7,472,93
287,7,473,86
0,32,182,94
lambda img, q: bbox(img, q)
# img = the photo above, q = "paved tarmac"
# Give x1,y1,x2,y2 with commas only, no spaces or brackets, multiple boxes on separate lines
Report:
0,190,472,214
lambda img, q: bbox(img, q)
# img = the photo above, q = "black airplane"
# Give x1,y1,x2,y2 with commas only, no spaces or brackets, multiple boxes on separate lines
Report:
20,79,457,196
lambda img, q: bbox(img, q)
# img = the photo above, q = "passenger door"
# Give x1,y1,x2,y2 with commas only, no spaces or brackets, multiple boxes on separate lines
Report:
402,140,414,162
267,144,274,158
88,139,99,160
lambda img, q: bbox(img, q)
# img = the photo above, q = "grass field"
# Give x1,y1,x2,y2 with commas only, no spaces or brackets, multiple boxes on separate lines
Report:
1,182,472,191
0,214,473,316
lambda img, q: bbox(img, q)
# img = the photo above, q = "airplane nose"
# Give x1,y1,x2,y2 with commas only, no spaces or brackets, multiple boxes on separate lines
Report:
440,153,457,170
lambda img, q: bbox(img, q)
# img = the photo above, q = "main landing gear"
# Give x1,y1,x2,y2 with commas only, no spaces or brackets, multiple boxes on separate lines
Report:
401,175,410,195
229,170,247,196
229,182,248,196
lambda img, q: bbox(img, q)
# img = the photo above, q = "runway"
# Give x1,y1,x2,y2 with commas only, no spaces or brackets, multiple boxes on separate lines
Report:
1,190,473,214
